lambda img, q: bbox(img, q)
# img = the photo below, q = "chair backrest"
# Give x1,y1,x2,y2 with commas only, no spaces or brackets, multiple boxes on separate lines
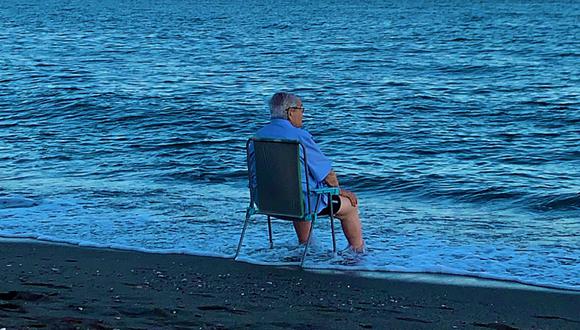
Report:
248,138,306,219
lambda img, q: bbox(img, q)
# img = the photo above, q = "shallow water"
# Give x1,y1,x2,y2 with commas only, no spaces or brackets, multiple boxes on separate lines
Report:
0,0,579,291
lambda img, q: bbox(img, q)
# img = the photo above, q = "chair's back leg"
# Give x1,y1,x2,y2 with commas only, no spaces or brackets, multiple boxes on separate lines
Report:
300,216,317,268
235,208,252,259
267,215,274,249
330,219,337,253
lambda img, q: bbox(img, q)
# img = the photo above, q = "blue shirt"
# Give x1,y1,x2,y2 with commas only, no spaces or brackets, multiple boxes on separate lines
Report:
249,119,332,213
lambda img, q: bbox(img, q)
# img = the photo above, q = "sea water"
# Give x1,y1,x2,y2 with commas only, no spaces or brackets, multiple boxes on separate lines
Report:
0,0,578,291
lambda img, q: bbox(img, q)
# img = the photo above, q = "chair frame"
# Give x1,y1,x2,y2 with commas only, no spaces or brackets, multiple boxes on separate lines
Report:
234,137,340,267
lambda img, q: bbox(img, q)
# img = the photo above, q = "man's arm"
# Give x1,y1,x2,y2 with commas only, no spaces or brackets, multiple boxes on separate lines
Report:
300,132,357,207
324,170,358,207
324,170,339,187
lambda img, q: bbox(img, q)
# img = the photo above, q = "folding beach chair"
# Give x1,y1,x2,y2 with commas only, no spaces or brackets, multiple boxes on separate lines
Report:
234,137,340,267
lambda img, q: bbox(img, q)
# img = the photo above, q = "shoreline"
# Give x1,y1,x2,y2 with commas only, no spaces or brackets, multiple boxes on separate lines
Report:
2,235,577,294
1,239,579,329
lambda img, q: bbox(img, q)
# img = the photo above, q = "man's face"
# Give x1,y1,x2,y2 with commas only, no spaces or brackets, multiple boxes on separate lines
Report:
288,100,304,128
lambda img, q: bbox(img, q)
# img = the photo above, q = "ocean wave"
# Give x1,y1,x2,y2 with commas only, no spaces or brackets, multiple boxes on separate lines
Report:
0,196,39,209
531,193,580,212
168,169,247,183
341,174,580,212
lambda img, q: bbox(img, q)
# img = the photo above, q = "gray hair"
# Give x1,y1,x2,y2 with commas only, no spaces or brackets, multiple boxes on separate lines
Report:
269,92,301,119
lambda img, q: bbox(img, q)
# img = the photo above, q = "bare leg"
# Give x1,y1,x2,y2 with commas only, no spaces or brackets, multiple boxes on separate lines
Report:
293,221,311,244
294,196,364,249
335,196,365,251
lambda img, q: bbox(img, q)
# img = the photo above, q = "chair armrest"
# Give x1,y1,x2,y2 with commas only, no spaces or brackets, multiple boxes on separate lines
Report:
312,187,340,196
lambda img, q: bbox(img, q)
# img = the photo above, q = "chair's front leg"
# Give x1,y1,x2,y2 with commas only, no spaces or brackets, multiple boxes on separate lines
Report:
300,216,317,268
329,193,337,253
235,208,252,259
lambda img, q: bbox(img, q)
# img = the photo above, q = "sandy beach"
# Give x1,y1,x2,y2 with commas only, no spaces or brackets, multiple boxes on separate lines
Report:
0,240,578,329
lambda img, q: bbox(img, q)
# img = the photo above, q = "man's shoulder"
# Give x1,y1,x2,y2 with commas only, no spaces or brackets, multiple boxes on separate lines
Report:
285,126,314,142
294,127,315,141
254,124,269,136
254,121,309,140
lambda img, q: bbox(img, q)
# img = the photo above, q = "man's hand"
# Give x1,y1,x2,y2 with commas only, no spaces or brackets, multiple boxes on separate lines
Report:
340,189,358,207
324,170,339,187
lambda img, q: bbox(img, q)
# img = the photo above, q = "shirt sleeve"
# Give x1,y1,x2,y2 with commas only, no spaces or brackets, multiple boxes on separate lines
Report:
299,131,332,184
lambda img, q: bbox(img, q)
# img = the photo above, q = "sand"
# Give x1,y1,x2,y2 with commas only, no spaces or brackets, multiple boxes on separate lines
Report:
0,240,578,329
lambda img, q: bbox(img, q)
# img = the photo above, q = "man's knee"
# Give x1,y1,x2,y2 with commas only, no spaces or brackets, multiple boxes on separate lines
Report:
336,204,359,219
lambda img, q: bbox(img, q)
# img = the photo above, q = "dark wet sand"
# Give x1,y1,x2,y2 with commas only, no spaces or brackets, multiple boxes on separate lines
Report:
0,241,578,329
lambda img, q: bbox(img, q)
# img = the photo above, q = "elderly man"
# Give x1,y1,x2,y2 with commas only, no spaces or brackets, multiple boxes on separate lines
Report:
250,92,365,252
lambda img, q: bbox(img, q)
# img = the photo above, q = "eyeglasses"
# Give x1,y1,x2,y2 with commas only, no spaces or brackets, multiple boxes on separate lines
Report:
285,106,305,114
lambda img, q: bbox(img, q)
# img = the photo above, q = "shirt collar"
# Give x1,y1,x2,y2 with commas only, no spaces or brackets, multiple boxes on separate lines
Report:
270,118,294,127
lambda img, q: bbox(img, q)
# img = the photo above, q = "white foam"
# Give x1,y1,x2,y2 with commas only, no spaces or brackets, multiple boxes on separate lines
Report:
0,186,578,293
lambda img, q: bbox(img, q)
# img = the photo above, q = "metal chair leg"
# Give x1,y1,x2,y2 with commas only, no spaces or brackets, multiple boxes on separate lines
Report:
235,209,252,260
300,216,317,268
330,217,336,254
328,194,336,253
329,194,337,253
267,215,274,249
